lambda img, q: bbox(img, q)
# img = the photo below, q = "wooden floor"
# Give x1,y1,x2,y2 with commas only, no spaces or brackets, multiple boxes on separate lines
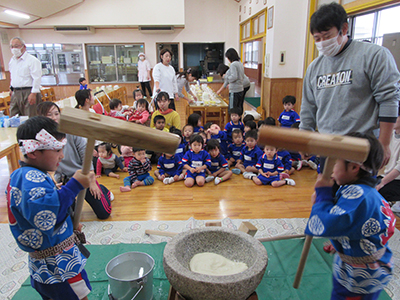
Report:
1,96,399,229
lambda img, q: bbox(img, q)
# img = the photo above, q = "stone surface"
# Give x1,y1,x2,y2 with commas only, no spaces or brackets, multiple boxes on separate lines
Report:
163,227,268,300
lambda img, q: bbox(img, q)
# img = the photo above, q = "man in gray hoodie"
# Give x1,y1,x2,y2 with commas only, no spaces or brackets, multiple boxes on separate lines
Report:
300,2,400,164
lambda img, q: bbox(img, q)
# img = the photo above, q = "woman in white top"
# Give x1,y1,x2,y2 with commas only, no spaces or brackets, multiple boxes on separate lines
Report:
137,52,152,98
152,48,179,110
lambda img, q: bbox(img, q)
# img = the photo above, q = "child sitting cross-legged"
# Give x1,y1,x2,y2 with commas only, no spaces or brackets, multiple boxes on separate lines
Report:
250,144,295,187
8,116,93,300
96,142,127,179
227,129,246,173
108,98,130,120
205,139,232,185
182,134,211,187
236,129,264,179
155,153,184,185
120,148,154,192
305,132,396,299
277,147,295,177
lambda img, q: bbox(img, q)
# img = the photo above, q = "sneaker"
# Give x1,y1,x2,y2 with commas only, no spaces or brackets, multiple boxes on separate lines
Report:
296,160,303,171
205,176,215,183
391,201,400,213
232,168,241,175
214,177,222,185
307,160,318,170
243,172,256,179
109,191,115,201
285,178,296,186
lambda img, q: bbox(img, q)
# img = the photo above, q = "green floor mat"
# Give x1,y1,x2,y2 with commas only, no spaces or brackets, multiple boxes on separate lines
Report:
13,239,391,300
245,97,260,108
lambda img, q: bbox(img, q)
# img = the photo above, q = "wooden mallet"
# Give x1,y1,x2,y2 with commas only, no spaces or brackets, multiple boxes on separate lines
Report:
59,107,180,231
258,126,370,289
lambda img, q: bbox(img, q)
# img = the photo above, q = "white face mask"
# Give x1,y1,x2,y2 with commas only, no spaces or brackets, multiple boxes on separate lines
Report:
11,48,23,58
315,32,346,57
139,56,145,61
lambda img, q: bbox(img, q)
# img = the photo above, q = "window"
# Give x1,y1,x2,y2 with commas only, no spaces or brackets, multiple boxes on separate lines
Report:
86,44,144,83
244,40,260,69
350,4,400,45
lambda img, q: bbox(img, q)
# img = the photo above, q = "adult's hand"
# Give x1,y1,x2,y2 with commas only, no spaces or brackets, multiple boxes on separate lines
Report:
28,93,37,105
381,144,391,167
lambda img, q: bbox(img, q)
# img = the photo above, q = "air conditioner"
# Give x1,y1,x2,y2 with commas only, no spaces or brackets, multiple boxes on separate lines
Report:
54,26,95,34
139,26,174,33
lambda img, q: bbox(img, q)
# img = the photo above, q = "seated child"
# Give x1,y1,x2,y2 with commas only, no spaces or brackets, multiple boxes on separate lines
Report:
236,129,264,179
8,116,92,299
182,124,194,147
264,116,276,126
96,142,127,179
108,98,129,119
120,148,154,192
155,153,184,184
128,99,150,124
224,107,244,144
206,123,228,156
305,132,395,300
198,131,207,147
242,114,255,124
250,145,295,187
169,126,185,161
277,148,295,176
302,154,319,170
205,139,232,185
182,134,211,187
278,95,300,128
188,113,204,132
79,77,88,90
244,120,257,134
120,145,134,168
153,115,169,132
227,129,246,172
132,88,144,109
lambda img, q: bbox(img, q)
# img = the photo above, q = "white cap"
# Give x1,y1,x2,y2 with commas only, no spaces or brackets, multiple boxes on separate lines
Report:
138,52,145,57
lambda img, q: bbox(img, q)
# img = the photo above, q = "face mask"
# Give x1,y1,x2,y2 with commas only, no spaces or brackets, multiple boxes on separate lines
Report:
139,56,145,61
11,48,22,57
315,32,346,57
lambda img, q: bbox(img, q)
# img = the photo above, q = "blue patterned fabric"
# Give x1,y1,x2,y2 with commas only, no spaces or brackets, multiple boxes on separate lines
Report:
7,166,86,284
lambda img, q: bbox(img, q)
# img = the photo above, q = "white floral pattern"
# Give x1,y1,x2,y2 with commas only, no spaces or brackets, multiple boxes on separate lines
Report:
330,205,346,215
341,185,363,199
360,239,377,255
25,170,46,183
337,236,351,249
17,229,43,249
10,187,22,206
307,215,325,235
362,218,381,237
28,187,46,201
34,210,56,231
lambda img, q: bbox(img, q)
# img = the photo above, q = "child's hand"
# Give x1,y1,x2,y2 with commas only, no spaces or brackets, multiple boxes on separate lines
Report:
314,173,333,189
73,170,94,189
311,191,316,205
190,167,196,173
56,182,63,189
95,174,101,178
135,120,141,124
123,167,128,172
159,174,165,181
173,175,179,181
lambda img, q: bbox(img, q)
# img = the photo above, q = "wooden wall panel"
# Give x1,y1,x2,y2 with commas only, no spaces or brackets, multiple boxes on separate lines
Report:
0,72,10,93
261,77,303,121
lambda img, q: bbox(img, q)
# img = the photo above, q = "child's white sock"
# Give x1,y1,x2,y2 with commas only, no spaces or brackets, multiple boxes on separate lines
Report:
214,177,222,185
243,172,256,179
205,176,215,183
285,178,296,186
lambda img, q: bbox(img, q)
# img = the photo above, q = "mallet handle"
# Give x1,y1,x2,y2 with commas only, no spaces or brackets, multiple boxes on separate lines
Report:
73,138,95,229
145,229,178,237
293,157,335,289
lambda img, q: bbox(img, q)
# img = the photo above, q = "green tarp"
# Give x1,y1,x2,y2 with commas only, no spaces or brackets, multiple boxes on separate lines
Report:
13,238,391,300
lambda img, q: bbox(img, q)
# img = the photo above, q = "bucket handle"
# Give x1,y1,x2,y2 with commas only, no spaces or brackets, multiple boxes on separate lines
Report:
107,281,144,300
130,281,144,300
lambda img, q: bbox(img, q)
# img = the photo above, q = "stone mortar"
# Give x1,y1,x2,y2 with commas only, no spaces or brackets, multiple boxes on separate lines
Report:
163,227,268,300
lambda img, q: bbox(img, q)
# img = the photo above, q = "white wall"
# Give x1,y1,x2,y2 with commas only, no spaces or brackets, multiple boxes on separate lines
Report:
265,0,308,78
2,0,239,71
239,0,268,22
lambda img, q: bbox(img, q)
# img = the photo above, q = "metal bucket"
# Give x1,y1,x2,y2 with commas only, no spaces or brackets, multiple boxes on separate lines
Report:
106,252,154,300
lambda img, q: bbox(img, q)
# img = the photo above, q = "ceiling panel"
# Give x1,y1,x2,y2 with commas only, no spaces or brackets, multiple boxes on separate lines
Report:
0,0,83,17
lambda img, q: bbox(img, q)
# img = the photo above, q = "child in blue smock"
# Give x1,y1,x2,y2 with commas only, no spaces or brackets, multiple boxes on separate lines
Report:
278,95,300,128
155,153,183,184
236,129,263,179
205,139,232,185
250,144,295,187
206,123,228,156
305,133,396,300
7,116,93,300
182,134,211,187
224,107,244,144
228,129,246,174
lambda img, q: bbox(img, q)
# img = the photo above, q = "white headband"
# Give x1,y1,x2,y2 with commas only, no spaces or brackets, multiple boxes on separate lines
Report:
19,129,67,155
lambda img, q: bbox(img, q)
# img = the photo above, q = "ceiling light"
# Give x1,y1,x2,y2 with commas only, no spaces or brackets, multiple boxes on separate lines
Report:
4,9,30,19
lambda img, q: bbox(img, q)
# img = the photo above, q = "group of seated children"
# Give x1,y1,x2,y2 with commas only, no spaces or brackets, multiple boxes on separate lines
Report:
109,94,322,191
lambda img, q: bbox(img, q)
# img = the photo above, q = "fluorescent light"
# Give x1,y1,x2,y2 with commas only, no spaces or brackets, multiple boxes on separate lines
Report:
4,9,30,19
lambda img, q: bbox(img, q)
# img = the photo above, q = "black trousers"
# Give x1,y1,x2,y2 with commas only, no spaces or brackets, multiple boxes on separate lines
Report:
229,91,244,116
378,178,400,202
140,81,152,98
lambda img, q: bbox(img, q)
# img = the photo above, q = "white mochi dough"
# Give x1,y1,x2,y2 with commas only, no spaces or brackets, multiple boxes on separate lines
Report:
189,252,248,276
